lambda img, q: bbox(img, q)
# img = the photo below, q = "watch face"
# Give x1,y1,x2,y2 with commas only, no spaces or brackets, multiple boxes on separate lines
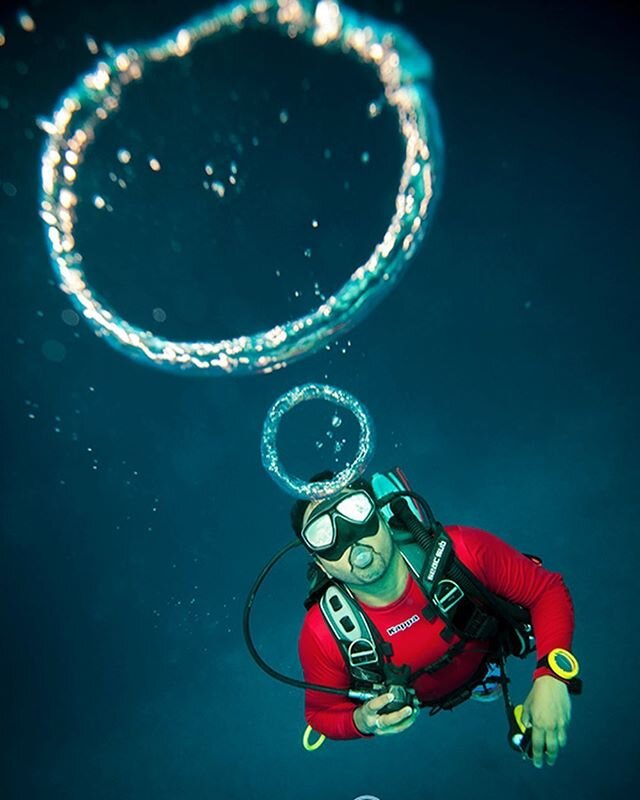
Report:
549,648,579,679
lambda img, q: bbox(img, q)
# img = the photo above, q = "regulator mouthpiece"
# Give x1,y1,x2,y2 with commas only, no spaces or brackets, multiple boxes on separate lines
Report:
350,545,374,569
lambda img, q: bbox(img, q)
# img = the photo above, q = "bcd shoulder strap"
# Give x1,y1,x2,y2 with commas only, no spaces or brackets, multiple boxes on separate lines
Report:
318,583,386,685
396,524,501,643
315,468,536,691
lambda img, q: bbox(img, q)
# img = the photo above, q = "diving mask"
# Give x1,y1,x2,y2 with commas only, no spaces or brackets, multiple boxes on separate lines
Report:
301,490,380,561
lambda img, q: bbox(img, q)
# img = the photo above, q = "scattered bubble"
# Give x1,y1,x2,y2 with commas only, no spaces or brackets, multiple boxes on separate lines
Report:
368,100,381,118
361,151,370,164
279,109,289,124
2,183,17,197
323,148,332,159
334,441,344,453
204,163,214,176
315,440,324,449
93,194,106,209
152,307,167,322
304,248,312,258
41,339,66,363
211,181,225,197
61,308,80,326
524,300,532,310
331,414,342,428
117,148,131,164
85,35,99,54
0,97,9,110
17,10,36,32
148,157,161,171
16,61,29,76
311,219,319,228
36,310,44,318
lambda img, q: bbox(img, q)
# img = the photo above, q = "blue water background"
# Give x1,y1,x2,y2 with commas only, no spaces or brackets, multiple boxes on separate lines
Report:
1,1,638,798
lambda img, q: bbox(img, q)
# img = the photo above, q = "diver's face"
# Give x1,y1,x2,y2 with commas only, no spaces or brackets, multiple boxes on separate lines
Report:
302,494,395,587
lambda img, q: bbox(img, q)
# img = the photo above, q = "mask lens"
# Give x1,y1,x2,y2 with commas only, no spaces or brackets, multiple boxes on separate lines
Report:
336,492,374,522
302,514,335,550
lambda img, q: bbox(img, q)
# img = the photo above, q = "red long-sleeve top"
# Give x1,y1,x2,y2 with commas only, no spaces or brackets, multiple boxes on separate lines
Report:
298,525,575,739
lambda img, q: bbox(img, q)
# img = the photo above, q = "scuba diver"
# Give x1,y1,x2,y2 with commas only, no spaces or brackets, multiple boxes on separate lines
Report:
244,467,581,767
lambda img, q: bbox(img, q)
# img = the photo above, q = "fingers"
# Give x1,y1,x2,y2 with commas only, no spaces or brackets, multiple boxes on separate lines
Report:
375,705,417,736
367,692,396,714
529,725,568,768
543,730,559,767
531,725,545,768
557,726,568,749
354,694,417,735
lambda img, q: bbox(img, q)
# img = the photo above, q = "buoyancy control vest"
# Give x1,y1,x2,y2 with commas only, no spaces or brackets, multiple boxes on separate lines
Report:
305,467,539,709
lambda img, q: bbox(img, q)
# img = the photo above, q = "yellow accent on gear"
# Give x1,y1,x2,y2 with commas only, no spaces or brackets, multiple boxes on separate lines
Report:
303,725,326,751
513,703,526,734
548,648,579,680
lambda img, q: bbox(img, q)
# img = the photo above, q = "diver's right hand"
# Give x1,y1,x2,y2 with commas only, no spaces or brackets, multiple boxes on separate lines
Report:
353,692,419,736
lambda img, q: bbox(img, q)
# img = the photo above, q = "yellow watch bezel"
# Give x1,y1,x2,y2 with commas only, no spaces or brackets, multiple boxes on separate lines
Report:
548,648,579,680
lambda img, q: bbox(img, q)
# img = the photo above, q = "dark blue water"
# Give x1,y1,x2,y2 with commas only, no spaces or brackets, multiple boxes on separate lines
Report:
1,1,638,798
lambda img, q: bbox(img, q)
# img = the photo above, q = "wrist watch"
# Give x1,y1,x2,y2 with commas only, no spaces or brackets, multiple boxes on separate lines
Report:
536,648,582,694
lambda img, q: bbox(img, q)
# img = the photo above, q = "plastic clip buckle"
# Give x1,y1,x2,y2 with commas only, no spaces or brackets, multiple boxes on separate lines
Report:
348,638,378,668
433,579,464,614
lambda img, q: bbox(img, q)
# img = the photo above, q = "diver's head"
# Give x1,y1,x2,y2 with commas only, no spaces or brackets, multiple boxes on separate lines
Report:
291,471,395,585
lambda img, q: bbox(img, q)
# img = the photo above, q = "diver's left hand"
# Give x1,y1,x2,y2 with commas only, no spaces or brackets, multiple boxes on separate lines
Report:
521,675,572,768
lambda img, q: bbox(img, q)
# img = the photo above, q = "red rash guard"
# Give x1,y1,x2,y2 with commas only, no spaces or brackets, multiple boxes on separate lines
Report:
298,525,575,740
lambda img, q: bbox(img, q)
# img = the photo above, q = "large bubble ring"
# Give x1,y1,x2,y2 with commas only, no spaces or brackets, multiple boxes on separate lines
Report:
261,383,375,499
40,0,442,375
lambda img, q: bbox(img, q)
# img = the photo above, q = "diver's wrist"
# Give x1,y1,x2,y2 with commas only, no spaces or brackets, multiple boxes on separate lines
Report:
533,671,569,686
